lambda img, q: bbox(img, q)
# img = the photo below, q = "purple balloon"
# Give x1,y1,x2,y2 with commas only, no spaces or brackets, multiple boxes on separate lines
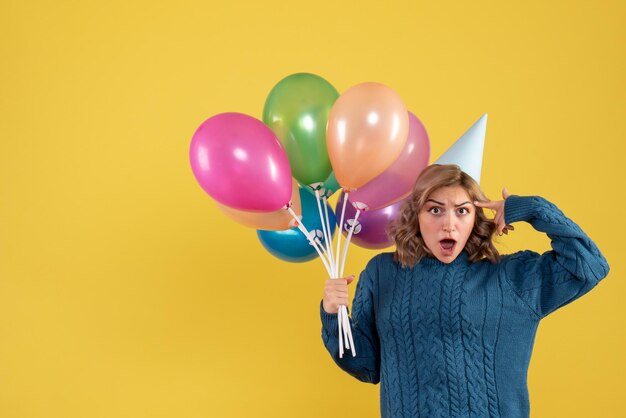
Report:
335,192,407,250
189,113,293,212
348,112,429,211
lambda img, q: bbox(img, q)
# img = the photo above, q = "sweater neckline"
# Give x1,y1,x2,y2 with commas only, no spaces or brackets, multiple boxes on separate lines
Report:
419,250,470,267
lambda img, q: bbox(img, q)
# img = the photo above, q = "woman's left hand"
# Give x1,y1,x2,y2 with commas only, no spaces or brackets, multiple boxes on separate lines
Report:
474,188,515,236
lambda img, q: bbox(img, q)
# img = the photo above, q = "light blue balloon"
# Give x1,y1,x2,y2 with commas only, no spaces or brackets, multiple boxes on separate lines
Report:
257,187,336,262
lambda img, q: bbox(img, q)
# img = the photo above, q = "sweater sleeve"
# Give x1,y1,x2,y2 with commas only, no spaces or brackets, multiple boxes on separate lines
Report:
320,255,381,384
500,195,610,319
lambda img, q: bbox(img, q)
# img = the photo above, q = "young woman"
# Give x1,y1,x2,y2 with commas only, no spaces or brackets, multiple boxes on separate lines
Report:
320,164,609,418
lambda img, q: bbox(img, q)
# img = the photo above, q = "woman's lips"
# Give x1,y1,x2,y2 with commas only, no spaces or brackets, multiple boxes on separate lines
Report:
439,239,456,255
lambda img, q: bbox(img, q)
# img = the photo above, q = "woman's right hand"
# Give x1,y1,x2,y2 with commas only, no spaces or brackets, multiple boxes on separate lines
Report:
322,275,355,314
474,187,515,236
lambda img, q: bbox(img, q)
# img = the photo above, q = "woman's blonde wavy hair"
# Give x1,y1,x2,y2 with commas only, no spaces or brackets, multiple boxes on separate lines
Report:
388,164,500,268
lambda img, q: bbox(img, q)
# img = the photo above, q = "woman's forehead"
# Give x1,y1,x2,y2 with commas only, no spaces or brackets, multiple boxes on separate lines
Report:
427,185,471,203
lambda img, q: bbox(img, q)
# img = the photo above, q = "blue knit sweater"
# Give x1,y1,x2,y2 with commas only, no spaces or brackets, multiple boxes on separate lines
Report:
320,195,610,418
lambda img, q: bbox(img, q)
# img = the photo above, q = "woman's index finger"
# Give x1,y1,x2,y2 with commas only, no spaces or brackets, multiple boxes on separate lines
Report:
474,200,496,209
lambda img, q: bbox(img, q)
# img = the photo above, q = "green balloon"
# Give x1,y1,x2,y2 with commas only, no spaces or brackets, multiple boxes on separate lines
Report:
263,73,339,186
320,171,341,198
303,171,342,199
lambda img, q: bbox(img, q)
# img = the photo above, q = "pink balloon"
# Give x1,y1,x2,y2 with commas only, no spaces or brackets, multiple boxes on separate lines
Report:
336,192,407,250
349,112,430,211
189,113,292,212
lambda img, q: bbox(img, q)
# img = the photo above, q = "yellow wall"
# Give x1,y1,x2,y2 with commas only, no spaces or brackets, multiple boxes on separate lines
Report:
1,1,624,416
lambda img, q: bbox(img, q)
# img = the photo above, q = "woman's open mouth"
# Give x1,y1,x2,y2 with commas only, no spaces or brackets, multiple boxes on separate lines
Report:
439,239,457,255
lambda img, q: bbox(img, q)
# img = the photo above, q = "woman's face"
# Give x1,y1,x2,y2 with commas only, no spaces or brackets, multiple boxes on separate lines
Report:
418,185,476,263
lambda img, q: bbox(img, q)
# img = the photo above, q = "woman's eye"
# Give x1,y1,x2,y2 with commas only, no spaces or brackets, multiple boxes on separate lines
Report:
428,207,441,214
458,207,469,215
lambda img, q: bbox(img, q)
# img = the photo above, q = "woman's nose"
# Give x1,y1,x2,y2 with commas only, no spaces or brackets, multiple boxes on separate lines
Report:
442,214,455,232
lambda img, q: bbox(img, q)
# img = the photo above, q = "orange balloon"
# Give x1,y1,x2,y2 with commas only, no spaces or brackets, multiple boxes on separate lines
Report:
216,180,302,230
327,82,409,190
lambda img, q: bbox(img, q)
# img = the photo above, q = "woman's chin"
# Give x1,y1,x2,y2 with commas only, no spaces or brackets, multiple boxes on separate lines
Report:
434,254,458,263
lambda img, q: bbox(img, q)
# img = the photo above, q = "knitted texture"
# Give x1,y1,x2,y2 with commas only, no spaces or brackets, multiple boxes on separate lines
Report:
320,196,610,418
441,268,464,417
412,265,447,417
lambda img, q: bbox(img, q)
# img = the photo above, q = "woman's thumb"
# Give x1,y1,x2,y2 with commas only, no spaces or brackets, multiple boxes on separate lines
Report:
346,275,355,285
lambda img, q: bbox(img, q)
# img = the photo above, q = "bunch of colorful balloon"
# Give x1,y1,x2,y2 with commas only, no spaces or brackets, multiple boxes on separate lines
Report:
189,73,430,358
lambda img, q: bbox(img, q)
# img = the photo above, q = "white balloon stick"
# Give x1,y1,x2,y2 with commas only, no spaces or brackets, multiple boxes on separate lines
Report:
286,207,332,276
332,194,357,357
340,209,361,278
343,305,356,357
287,198,355,358
322,196,336,275
335,192,350,276
313,237,333,276
314,190,335,277
339,305,350,350
338,305,344,358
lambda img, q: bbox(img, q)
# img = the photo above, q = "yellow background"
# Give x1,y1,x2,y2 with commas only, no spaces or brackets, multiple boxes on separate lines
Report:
1,0,624,416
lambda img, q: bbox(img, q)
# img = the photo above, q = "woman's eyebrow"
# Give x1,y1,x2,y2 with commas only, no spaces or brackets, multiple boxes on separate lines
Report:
425,199,472,207
426,199,444,205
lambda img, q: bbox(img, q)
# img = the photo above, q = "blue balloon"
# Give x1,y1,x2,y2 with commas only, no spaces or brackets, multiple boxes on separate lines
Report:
257,187,336,262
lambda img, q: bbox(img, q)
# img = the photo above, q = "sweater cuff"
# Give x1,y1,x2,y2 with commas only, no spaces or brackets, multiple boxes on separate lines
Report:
504,195,541,225
320,300,340,335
